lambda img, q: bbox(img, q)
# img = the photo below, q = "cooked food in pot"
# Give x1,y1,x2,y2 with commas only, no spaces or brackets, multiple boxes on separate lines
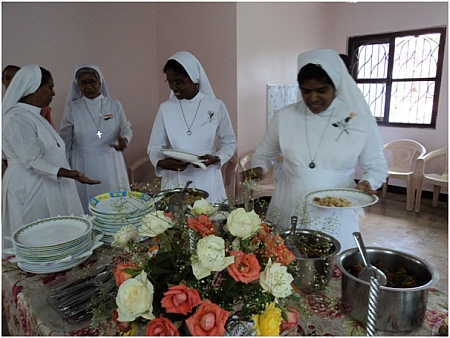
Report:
350,262,420,288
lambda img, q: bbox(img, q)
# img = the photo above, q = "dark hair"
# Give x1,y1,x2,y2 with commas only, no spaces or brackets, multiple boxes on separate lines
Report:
2,65,21,77
297,63,335,88
163,59,189,77
39,67,52,87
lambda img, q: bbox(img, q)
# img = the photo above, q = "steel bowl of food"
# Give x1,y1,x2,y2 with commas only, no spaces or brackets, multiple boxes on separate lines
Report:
282,229,341,293
154,188,209,208
337,247,439,332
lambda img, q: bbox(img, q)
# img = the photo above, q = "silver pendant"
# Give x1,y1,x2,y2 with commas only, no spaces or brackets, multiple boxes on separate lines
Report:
187,130,192,136
309,161,315,169
96,130,102,138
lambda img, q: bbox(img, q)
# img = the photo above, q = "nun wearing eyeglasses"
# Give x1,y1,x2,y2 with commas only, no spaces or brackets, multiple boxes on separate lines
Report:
246,49,388,252
2,65,100,251
60,64,133,214
147,51,237,203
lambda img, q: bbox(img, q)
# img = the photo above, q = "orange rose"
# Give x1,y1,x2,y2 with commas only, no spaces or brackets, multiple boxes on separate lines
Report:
186,299,230,336
145,316,180,336
113,261,139,287
263,234,295,266
226,250,260,283
279,306,299,333
187,215,217,237
161,284,202,315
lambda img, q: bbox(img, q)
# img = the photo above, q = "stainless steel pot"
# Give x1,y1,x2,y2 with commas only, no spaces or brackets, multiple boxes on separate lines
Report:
337,247,439,332
283,229,341,293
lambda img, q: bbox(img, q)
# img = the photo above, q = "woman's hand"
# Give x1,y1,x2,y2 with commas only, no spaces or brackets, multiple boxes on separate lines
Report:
355,180,377,194
157,158,189,172
197,154,220,167
111,135,128,151
58,168,102,185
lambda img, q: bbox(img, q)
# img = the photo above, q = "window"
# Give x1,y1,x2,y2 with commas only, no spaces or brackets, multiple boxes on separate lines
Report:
348,27,446,128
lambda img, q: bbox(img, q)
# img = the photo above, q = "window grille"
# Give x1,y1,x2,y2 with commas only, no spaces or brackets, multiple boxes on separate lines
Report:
348,27,446,128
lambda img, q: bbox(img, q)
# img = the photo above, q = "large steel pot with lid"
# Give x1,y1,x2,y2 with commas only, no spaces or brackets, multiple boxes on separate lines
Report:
337,247,439,332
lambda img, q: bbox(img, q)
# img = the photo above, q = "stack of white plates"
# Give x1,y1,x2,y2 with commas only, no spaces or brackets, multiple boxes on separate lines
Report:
89,191,155,244
11,216,102,274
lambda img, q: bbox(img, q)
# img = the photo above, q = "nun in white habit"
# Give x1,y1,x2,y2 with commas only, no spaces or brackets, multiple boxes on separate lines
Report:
2,64,100,251
148,51,237,203
249,49,388,252
60,64,133,214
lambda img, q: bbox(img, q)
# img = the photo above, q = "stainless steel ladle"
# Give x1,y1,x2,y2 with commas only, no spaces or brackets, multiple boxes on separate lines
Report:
352,232,387,286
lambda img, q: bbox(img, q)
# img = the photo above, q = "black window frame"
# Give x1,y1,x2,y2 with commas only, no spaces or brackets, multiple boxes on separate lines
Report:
347,26,446,128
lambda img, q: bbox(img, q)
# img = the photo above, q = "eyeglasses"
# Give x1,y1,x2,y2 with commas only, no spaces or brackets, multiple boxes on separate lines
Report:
78,78,99,89
165,78,189,87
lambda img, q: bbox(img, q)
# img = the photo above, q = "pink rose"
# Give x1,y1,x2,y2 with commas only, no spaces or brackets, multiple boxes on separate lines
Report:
145,316,180,336
186,299,230,336
279,306,300,333
161,284,202,315
226,250,260,283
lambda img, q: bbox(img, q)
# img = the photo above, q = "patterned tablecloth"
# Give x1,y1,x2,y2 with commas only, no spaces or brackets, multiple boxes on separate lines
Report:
2,246,448,336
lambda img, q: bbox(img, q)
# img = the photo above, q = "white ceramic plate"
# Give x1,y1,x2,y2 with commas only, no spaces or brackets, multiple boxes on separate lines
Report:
303,188,379,209
89,191,154,214
161,149,207,169
12,216,92,248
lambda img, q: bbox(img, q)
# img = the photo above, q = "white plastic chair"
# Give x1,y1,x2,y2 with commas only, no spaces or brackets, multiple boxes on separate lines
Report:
221,154,239,202
239,150,283,199
382,139,426,211
414,146,448,212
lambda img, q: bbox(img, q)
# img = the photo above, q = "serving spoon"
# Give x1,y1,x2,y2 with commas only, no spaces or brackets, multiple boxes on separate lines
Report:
352,232,387,286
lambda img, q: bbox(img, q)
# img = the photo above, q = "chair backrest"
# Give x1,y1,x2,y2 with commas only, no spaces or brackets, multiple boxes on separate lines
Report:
127,155,151,184
221,154,239,199
383,139,426,173
418,146,448,176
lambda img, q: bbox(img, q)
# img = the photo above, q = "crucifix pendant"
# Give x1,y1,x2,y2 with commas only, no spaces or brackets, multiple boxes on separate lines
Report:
96,130,102,138
187,130,192,136
309,161,316,169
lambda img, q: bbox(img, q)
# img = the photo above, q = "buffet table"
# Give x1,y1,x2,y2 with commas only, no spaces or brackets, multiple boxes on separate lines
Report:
2,245,448,336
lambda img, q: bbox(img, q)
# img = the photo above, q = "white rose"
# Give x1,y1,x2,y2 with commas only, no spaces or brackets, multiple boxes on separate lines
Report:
112,224,138,249
116,270,155,322
139,211,173,237
189,198,215,217
191,235,234,279
259,258,294,299
226,208,262,239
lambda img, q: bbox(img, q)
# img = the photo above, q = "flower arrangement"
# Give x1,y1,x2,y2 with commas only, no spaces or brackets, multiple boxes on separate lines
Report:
93,197,304,336
332,112,356,141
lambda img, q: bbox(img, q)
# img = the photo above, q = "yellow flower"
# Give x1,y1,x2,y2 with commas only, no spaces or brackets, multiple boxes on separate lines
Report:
251,302,282,336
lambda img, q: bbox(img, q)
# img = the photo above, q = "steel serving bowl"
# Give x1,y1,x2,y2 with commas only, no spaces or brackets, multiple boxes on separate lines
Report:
337,247,439,332
282,229,341,293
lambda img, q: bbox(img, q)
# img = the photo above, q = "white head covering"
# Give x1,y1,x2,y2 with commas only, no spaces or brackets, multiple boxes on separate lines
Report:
297,49,372,116
166,51,215,100
2,64,42,117
65,63,110,106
